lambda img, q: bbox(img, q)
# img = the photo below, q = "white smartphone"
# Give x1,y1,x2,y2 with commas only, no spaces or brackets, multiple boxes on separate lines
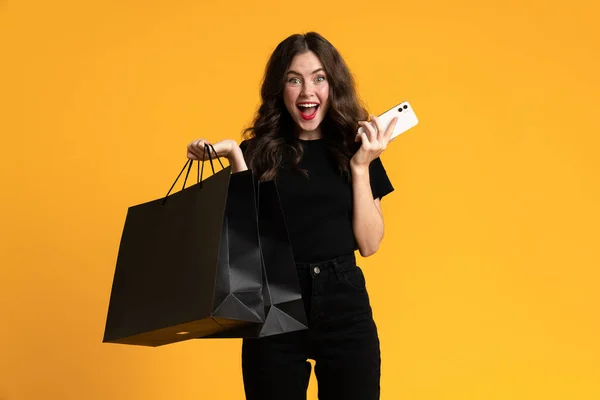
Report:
358,101,419,139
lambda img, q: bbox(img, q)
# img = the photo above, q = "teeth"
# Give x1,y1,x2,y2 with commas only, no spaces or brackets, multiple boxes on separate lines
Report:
298,103,318,108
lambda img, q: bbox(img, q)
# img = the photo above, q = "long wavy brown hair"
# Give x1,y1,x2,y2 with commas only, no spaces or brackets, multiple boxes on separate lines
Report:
242,32,369,182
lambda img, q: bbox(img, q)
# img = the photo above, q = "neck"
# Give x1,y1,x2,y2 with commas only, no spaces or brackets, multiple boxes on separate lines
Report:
296,127,322,141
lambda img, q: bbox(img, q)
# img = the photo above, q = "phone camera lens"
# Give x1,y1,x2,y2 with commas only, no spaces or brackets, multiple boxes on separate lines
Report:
398,108,403,112
403,105,408,109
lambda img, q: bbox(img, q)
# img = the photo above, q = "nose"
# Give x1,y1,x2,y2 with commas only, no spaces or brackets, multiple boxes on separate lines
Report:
300,81,316,97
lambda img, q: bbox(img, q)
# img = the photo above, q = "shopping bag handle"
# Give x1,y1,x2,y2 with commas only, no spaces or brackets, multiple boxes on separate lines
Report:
161,144,225,206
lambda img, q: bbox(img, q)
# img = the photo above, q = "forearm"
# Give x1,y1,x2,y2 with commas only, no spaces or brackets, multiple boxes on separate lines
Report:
228,146,248,173
351,165,384,257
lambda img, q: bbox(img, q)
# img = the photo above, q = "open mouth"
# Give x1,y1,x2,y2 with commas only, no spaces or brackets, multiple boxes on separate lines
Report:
297,103,319,120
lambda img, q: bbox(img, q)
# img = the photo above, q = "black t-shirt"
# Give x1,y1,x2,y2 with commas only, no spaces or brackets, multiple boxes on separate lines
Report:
240,137,394,263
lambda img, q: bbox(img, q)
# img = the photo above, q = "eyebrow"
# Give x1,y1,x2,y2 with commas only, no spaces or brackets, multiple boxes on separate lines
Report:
286,68,325,76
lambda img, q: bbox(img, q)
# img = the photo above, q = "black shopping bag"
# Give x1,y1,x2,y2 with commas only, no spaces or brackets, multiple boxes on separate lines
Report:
205,179,308,339
103,146,264,347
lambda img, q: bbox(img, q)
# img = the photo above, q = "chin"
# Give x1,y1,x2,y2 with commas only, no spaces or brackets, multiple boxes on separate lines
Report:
296,116,323,131
301,121,321,131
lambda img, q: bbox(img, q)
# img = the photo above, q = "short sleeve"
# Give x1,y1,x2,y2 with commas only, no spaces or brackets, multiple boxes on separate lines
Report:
369,157,394,200
239,139,248,153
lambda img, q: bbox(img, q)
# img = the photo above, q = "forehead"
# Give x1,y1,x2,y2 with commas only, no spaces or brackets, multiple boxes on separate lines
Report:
287,51,324,74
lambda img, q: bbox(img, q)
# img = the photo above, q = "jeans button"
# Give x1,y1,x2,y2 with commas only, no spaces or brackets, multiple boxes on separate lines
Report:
313,266,321,274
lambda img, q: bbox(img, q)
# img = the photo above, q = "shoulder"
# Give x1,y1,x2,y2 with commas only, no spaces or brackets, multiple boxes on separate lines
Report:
239,138,254,153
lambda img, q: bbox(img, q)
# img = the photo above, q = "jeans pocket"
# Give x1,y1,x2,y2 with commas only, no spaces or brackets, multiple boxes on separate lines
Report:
340,265,367,292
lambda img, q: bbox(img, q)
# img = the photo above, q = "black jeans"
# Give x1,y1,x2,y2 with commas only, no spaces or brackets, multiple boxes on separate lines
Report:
241,253,381,400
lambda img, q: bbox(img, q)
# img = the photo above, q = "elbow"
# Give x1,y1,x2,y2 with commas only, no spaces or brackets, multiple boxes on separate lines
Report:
354,223,384,257
359,248,377,258
358,242,380,258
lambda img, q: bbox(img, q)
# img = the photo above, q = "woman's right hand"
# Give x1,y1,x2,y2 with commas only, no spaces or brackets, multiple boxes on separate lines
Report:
187,138,238,161
187,138,248,173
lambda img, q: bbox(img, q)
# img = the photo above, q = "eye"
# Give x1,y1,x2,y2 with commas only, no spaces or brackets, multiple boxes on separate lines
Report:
315,75,326,83
288,77,301,84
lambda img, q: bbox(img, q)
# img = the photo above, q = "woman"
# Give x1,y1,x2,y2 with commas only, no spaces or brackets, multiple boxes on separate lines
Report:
187,32,397,400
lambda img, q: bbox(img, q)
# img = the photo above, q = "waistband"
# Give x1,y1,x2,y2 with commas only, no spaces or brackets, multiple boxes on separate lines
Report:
295,253,357,272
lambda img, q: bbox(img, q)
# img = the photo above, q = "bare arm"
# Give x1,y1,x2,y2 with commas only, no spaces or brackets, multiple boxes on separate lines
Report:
187,139,248,173
228,145,248,173
351,164,384,257
350,114,398,257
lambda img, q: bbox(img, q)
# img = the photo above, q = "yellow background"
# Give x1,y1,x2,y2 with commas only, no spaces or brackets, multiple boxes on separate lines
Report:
1,0,599,398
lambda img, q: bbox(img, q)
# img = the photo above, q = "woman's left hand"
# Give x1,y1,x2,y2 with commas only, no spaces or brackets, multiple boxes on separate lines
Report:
350,115,398,170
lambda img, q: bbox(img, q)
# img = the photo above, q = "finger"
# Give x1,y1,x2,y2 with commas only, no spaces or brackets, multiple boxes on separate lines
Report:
357,120,369,133
193,140,210,156
187,146,201,159
193,139,208,149
368,116,380,143
187,141,201,159
190,139,210,160
358,131,370,148
358,121,376,143
369,115,379,143
355,130,369,143
190,141,204,158
188,140,200,151
371,115,384,142
384,117,399,142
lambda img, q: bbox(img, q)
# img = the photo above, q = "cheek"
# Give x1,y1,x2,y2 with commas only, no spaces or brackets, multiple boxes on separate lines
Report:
283,87,298,109
318,85,330,105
